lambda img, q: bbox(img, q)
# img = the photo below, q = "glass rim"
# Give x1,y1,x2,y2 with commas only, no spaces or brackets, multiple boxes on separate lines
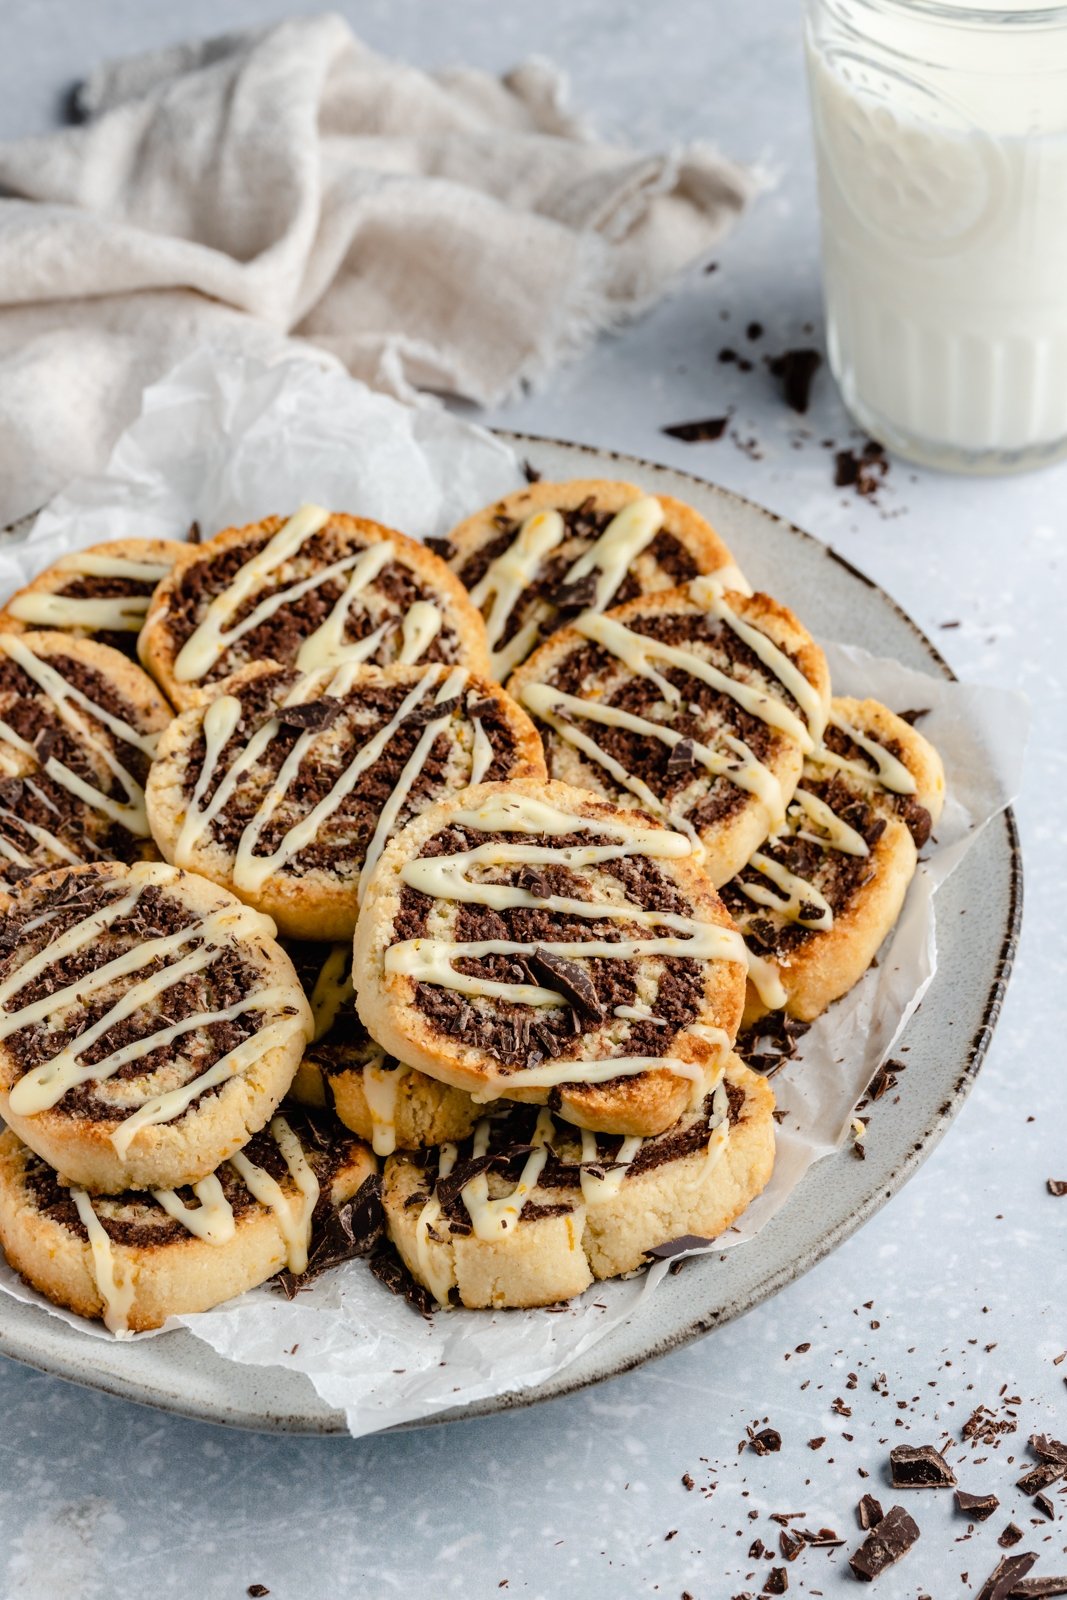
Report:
833,0,1067,23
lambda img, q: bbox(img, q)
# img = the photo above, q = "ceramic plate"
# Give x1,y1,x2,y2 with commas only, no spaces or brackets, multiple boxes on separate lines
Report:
0,435,1021,1433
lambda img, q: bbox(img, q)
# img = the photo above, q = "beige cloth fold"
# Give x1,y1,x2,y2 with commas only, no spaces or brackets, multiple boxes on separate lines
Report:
0,12,755,526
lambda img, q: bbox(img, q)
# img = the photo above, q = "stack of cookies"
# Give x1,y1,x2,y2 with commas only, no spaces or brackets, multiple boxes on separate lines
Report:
0,485,943,1332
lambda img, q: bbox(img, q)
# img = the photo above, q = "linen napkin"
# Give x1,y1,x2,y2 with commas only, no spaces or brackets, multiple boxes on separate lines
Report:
0,12,756,527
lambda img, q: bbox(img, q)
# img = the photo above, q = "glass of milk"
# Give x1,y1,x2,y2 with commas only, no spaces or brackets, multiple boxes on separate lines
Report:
806,0,1067,473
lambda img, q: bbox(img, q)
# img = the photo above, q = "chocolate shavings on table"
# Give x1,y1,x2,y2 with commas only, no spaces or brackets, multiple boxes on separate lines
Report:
744,1425,782,1456
528,947,604,1025
848,1504,920,1581
645,1234,713,1261
1017,1435,1067,1493
898,707,930,726
890,1443,957,1488
274,697,342,731
835,440,889,498
274,1174,384,1297
188,520,203,544
521,459,541,483
1000,1525,1025,1548
1009,1579,1067,1597
662,416,731,443
736,1013,811,1077
1035,1492,1056,1519
1048,1179,1067,1196
762,1568,788,1595
857,1494,884,1530
976,1552,1039,1599
768,348,822,414
368,1241,436,1318
956,1489,1000,1521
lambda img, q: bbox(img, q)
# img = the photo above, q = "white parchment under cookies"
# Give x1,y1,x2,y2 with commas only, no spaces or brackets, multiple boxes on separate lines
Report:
0,352,1028,1437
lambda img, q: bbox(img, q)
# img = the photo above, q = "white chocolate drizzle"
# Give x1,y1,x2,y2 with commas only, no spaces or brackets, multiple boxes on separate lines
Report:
470,510,566,678
361,1059,408,1157
415,1139,457,1306
151,1175,236,1245
8,550,175,632
460,1109,554,1239
70,1187,136,1336
308,944,354,1041
810,711,917,795
229,1115,321,1274
558,495,664,613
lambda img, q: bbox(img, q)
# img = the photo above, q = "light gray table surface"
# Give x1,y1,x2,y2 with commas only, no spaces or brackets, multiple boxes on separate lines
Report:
0,4,1062,1598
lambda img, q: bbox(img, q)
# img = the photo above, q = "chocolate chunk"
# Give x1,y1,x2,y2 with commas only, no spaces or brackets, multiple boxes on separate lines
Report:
890,1443,957,1488
645,1234,713,1260
745,1426,782,1456
1029,1434,1067,1466
662,416,731,443
834,440,889,498
521,459,542,484
977,1553,1038,1600
1009,1579,1067,1597
368,1242,436,1317
768,348,822,414
848,1504,920,1581
858,1494,884,1530
762,1569,787,1595
1000,1525,1025,1548
779,1530,805,1561
467,697,500,720
667,738,698,772
1017,1463,1065,1495
747,322,764,341
1034,1492,1056,1519
401,696,461,727
549,571,599,613
956,1490,999,1521
528,947,604,1024
247,1587,269,1598
274,1174,384,1296
424,536,455,561
1048,1180,1067,1196
897,707,930,726
274,697,342,731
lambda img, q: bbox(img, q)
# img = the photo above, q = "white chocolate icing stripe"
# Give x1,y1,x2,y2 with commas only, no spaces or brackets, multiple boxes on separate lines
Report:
811,712,918,796
7,595,151,631
415,1140,457,1306
740,850,833,929
362,1060,408,1157
151,1175,236,1245
294,542,395,673
560,496,665,612
70,1187,136,1337
471,510,566,676
58,552,175,582
788,787,869,858
229,1114,321,1275
398,602,443,665
579,1128,642,1202
471,1054,707,1100
461,1109,554,1239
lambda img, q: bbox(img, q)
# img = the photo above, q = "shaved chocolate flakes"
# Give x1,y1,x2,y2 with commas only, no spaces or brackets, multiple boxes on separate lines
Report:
956,1490,1000,1521
848,1504,919,1581
549,571,599,613
779,1530,805,1561
528,947,604,1025
890,1443,957,1489
762,1569,788,1596
897,707,930,726
1000,1525,1025,1548
1034,1492,1056,1519
977,1553,1038,1600
521,459,542,484
835,440,889,499
745,1426,783,1456
662,416,731,443
1048,1180,1067,1196
368,1241,436,1318
857,1494,884,1530
274,697,342,731
1009,1579,1067,1597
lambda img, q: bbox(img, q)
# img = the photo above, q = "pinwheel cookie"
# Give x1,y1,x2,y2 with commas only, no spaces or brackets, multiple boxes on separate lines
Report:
146,661,545,941
139,505,490,708
0,862,311,1193
0,1111,376,1333
0,539,185,658
439,479,747,680
721,698,945,1026
383,1053,774,1309
0,630,172,903
508,577,831,887
354,779,748,1139
285,942,486,1156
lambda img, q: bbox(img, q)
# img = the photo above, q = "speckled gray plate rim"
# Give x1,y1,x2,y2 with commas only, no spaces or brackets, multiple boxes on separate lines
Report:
0,435,1022,1435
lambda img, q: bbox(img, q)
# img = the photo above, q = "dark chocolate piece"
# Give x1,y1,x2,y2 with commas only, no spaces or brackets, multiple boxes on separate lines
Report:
1034,1493,1056,1519
976,1553,1038,1600
521,460,542,484
662,417,731,443
999,1525,1025,1548
546,572,598,616
745,1426,782,1456
890,1443,957,1489
274,1174,384,1297
1008,1579,1067,1597
1030,1435,1067,1466
834,440,889,498
667,738,698,772
424,536,455,561
247,1587,269,1598
956,1490,999,1521
1048,1180,1067,1196
762,1569,787,1596
368,1241,436,1318
779,1530,805,1561
401,696,461,728
897,708,930,726
768,348,822,414
858,1494,884,1530
1017,1463,1065,1495
848,1504,919,1581
274,697,342,731
645,1234,713,1260
528,946,604,1025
